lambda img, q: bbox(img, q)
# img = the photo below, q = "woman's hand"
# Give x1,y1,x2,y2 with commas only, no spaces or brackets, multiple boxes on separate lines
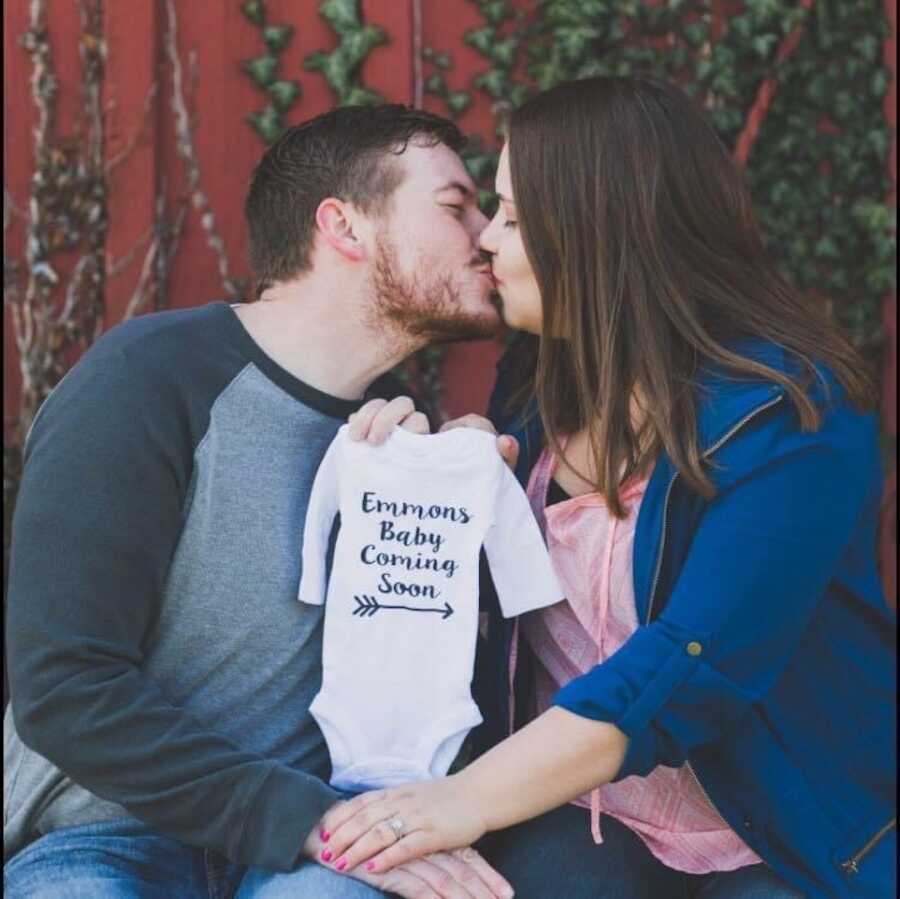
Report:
303,817,514,898
439,414,519,471
348,398,519,470
316,776,492,878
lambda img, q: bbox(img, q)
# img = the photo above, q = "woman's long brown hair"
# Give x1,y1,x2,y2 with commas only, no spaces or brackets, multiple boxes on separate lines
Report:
506,75,875,517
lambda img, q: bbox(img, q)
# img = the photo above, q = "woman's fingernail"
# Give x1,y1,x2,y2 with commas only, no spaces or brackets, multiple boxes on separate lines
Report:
321,849,332,862
320,829,330,842
365,861,375,871
336,857,347,871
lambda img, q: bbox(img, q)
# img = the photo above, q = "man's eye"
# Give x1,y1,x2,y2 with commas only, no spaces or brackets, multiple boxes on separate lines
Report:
442,204,464,214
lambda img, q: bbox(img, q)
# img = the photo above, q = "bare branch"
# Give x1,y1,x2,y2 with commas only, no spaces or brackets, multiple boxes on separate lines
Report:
106,224,154,278
123,232,161,320
105,82,159,174
162,0,243,299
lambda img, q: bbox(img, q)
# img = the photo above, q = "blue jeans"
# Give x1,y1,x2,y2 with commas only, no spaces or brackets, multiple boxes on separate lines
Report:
3,818,385,898
480,804,805,899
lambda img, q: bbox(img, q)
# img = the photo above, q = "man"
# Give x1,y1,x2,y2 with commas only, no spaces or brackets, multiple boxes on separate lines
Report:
4,105,515,898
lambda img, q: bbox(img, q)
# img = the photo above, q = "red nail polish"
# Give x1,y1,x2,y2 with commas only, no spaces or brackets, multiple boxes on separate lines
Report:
321,849,332,862
336,858,347,872
320,829,330,842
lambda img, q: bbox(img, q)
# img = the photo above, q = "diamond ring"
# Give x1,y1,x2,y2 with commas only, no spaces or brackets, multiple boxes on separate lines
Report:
387,816,405,839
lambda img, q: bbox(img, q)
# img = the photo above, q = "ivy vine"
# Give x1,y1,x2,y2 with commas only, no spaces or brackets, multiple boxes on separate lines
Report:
459,0,894,379
240,0,302,144
304,0,387,106
423,46,473,118
235,0,893,429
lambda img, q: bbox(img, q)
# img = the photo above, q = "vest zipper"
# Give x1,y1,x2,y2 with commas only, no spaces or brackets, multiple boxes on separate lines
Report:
839,817,896,875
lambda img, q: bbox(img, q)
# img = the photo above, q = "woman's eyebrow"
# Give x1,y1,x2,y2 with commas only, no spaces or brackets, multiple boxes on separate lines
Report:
497,192,515,205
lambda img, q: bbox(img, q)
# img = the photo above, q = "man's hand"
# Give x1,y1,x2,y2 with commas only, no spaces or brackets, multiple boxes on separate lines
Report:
348,398,519,471
348,397,430,444
303,822,514,898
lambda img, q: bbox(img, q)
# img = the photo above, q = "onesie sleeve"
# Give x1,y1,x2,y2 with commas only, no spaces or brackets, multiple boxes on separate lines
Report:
297,427,342,606
482,461,565,618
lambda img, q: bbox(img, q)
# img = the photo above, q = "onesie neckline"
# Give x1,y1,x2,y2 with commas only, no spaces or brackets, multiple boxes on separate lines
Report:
343,424,497,468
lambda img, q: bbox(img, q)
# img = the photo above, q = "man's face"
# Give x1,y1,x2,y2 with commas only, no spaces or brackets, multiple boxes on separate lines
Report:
367,141,500,344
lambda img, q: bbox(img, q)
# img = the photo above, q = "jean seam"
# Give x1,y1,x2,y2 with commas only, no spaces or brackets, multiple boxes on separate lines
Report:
3,741,26,827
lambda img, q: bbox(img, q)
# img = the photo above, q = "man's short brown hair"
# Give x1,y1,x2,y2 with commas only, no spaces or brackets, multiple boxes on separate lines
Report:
244,105,465,296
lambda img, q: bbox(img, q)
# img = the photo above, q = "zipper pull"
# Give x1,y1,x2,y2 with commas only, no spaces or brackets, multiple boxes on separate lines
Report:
840,859,859,876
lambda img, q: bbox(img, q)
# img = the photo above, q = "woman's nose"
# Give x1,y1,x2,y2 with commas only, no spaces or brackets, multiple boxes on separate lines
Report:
478,217,498,254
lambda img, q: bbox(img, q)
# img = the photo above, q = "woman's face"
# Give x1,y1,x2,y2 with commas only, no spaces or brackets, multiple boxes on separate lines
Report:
479,145,543,335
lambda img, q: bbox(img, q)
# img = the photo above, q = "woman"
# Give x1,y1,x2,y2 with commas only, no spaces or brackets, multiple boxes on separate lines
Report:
319,76,896,898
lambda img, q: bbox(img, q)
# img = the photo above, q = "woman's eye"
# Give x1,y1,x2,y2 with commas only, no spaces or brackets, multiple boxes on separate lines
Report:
504,219,518,229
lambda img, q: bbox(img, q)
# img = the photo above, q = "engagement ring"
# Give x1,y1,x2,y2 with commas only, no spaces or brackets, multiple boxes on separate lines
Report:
387,816,406,839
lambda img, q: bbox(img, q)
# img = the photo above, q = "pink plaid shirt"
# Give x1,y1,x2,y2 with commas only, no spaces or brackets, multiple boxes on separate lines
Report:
517,443,762,874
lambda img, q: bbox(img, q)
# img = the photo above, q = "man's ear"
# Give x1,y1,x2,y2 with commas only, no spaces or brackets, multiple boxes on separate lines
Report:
315,198,366,263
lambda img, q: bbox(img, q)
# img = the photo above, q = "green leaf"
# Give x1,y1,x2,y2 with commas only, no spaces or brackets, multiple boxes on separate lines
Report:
242,55,279,88
425,73,448,96
682,22,708,47
240,0,265,26
751,33,778,58
267,79,300,111
463,152,496,182
446,91,472,116
263,24,294,53
343,85,382,106
481,0,514,25
465,27,496,56
814,235,839,259
492,38,519,68
871,69,888,98
247,104,283,144
854,34,879,62
319,0,364,34
476,69,512,100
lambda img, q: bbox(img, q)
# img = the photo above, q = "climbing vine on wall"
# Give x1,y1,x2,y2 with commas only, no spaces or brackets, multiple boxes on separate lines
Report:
304,0,387,106
459,0,894,374
423,46,473,118
240,1,302,144
4,0,245,604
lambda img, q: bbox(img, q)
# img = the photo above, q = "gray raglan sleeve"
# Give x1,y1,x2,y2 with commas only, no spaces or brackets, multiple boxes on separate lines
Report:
6,350,339,871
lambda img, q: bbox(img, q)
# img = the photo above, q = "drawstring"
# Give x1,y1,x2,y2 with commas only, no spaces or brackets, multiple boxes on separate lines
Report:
587,478,645,844
589,507,619,844
529,439,644,846
533,439,608,845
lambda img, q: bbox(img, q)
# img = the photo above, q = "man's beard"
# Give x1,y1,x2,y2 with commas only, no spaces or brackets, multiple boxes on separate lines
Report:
369,234,499,345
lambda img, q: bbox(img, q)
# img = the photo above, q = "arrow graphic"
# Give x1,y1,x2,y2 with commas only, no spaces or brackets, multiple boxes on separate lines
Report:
352,594,454,620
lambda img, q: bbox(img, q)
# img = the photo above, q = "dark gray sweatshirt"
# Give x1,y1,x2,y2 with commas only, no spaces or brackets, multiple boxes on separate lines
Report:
4,301,412,871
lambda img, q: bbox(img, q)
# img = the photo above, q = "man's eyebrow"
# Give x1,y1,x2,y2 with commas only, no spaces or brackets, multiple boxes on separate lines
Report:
433,181,474,197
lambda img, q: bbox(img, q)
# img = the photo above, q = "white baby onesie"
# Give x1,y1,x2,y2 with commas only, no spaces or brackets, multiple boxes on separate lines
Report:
298,424,564,791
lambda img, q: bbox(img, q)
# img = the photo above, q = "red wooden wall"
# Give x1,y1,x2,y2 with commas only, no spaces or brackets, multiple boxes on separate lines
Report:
3,0,897,601
3,0,512,433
